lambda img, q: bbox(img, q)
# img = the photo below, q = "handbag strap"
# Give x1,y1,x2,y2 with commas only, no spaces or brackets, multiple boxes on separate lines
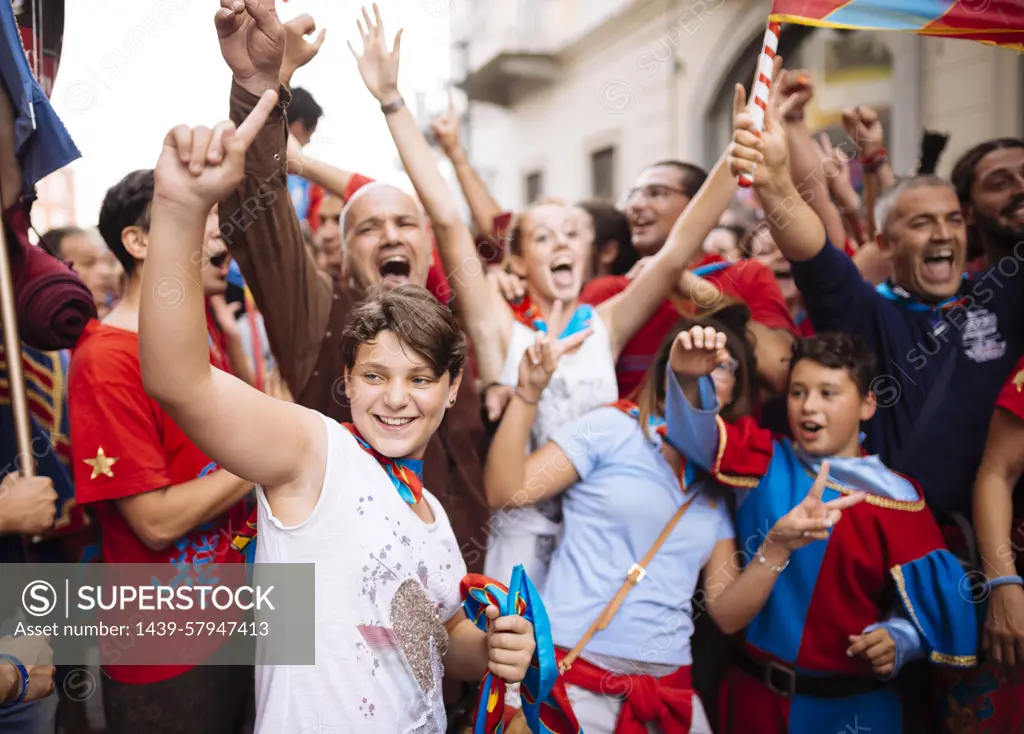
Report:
558,491,700,673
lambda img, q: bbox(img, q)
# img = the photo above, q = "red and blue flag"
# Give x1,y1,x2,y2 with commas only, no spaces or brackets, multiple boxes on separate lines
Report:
770,0,1024,50
460,565,581,734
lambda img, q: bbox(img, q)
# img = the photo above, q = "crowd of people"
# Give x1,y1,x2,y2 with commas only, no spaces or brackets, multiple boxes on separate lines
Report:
0,0,1023,733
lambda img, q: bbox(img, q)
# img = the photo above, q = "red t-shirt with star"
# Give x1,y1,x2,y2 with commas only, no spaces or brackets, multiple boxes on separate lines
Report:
580,254,797,398
68,320,248,685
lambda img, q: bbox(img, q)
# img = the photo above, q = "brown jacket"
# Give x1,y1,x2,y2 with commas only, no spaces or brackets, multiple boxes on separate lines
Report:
218,82,490,573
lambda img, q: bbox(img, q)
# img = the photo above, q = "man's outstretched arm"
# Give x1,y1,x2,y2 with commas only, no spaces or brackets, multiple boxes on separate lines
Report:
215,1,333,399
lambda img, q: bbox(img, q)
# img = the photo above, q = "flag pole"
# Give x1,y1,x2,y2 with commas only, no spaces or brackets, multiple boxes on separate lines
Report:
739,19,782,188
0,207,36,481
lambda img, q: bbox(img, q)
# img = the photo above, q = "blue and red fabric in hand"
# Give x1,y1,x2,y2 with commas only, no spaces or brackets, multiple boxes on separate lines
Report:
461,565,581,733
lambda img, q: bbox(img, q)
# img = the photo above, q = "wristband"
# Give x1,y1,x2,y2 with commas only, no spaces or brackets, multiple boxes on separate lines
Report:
514,387,540,406
987,575,1024,591
861,147,889,173
380,96,405,115
0,654,28,708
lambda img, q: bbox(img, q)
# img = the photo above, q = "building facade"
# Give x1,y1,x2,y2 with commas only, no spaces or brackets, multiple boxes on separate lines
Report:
452,0,1024,212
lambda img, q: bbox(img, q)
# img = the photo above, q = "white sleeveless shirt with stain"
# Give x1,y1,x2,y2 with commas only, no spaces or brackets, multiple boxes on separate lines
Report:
253,413,467,734
485,308,618,590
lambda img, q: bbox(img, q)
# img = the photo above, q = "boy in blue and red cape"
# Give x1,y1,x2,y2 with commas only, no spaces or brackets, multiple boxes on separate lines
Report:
663,328,977,733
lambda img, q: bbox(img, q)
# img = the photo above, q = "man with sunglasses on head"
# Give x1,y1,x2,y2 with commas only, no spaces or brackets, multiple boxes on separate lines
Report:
66,170,255,734
580,161,798,397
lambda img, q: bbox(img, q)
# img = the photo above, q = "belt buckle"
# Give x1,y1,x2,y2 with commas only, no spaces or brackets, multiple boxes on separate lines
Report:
764,660,796,699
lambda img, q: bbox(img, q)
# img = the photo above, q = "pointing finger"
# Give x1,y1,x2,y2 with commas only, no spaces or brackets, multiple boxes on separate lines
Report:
235,89,279,149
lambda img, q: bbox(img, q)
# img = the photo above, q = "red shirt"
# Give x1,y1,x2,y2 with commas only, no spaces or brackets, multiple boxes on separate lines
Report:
68,320,248,685
580,255,797,398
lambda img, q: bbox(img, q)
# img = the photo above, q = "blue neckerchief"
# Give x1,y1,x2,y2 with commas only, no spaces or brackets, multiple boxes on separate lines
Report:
875,278,967,312
692,260,733,278
792,445,919,502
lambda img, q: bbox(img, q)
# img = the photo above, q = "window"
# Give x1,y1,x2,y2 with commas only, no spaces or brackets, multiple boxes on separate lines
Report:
590,146,616,200
525,170,543,204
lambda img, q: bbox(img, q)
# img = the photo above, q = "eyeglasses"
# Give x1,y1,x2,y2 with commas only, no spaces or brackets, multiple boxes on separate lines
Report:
623,183,688,204
714,357,740,376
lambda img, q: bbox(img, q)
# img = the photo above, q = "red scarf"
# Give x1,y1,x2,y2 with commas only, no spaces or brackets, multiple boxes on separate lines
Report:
552,648,693,733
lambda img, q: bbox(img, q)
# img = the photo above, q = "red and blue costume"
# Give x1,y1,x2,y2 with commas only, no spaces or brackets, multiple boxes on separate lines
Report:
663,369,978,733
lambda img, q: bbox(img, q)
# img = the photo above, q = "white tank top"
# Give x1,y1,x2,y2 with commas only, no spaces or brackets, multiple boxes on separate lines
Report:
485,308,618,589
253,413,467,734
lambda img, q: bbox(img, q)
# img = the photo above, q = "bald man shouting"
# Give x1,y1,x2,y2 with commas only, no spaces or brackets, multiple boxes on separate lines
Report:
214,2,490,574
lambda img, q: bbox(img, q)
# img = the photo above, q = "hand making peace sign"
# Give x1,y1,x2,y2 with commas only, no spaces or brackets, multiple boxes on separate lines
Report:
153,90,279,214
516,300,594,403
769,462,866,551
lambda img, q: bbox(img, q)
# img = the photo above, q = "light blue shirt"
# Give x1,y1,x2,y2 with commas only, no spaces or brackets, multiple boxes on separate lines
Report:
543,407,734,667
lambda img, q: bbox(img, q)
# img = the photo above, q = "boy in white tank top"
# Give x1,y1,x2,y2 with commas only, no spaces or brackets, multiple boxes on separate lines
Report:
136,63,539,732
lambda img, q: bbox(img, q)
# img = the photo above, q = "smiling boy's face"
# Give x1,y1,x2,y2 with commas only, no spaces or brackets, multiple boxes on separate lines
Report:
786,359,875,458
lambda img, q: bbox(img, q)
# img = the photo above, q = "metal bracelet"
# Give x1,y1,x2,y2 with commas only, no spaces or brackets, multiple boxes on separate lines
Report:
756,545,790,573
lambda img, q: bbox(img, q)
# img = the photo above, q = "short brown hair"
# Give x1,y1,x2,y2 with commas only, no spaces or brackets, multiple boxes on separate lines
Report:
788,332,875,396
340,285,466,381
634,301,758,439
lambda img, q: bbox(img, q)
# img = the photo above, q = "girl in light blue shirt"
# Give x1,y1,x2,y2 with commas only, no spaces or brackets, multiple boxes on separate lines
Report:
486,302,859,733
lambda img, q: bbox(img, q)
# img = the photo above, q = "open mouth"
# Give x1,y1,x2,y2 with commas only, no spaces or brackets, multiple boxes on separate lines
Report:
374,415,416,431
922,248,955,282
377,254,412,284
550,255,575,289
798,421,823,442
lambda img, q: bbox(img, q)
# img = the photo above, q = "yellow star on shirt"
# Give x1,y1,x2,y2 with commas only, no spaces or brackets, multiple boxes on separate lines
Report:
1015,369,1024,393
84,447,118,480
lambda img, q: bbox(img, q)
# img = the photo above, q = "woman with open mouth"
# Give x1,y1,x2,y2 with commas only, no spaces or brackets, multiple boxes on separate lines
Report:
350,5,756,590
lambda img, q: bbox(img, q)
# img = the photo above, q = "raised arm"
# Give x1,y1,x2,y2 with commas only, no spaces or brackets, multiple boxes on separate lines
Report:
431,93,505,241
485,303,591,508
729,71,826,263
348,5,510,370
777,71,848,250
140,91,322,491
215,0,334,399
598,86,745,358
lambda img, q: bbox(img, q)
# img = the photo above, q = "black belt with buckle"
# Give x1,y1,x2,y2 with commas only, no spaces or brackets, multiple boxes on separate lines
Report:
735,652,886,699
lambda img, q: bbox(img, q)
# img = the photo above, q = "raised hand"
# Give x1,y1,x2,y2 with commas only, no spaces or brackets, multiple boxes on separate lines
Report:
516,300,593,401
348,4,402,105
776,68,813,121
154,90,279,215
669,325,731,380
280,14,326,86
430,89,462,157
215,0,285,96
768,462,866,551
728,58,798,186
841,106,885,158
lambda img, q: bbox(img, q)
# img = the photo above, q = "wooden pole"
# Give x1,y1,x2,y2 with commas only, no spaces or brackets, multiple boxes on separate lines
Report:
0,215,35,480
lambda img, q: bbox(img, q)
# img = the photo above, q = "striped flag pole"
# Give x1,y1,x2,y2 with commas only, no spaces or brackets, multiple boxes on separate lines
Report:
738,21,782,188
